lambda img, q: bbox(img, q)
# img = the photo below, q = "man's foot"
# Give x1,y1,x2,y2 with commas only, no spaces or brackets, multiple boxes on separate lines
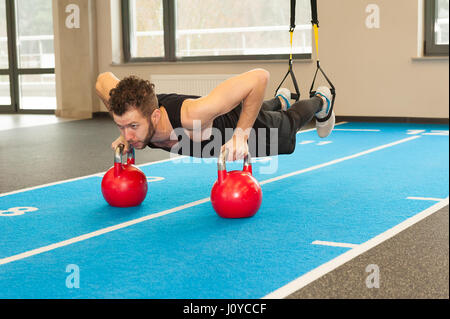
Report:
314,86,335,138
276,88,291,111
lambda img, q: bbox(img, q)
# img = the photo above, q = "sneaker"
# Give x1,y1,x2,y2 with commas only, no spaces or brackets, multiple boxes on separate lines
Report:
314,86,335,138
276,88,291,111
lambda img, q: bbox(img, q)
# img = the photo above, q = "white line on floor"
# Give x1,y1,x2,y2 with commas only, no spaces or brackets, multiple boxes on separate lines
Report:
317,141,333,146
263,197,449,299
296,121,347,135
311,240,359,249
259,136,420,185
407,196,445,202
422,131,448,136
0,198,211,266
334,129,380,132
0,155,187,197
0,134,421,266
1,123,350,197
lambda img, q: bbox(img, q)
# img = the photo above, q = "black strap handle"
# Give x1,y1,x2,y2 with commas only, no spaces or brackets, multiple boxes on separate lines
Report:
308,1,336,122
275,60,300,102
309,62,336,122
274,0,300,101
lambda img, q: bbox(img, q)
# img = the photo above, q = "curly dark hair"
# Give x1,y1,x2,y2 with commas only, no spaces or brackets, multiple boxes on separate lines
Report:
109,76,158,118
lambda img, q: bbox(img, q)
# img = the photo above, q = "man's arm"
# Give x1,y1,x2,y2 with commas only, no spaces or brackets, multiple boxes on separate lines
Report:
95,72,130,152
182,68,270,160
95,72,120,110
182,68,269,129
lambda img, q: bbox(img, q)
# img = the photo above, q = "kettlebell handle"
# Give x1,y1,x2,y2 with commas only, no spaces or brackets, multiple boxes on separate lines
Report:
115,144,135,165
217,148,252,173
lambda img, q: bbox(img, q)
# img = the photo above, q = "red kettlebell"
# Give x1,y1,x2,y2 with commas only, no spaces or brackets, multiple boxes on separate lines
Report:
101,144,148,207
210,150,262,218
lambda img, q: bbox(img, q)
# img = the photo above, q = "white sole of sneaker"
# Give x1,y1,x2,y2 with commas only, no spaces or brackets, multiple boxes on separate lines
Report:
316,111,335,138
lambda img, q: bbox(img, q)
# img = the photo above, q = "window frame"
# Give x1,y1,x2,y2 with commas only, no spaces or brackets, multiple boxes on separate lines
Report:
424,0,449,56
121,0,312,63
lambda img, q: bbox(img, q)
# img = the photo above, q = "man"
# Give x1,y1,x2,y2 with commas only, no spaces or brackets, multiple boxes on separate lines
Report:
95,69,334,161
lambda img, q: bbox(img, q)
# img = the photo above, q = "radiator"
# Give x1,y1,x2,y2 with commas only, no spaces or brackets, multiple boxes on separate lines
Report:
150,74,237,97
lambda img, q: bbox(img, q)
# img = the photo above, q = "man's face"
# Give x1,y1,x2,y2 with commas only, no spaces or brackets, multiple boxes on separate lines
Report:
113,108,155,149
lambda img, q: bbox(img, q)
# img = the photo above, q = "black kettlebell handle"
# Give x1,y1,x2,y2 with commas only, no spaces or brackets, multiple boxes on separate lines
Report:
217,148,252,172
115,144,135,165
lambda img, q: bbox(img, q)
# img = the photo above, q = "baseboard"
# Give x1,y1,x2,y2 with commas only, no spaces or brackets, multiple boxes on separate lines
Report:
93,112,111,118
336,116,449,124
55,109,92,119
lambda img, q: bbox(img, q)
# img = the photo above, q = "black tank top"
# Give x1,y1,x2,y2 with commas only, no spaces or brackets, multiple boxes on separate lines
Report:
148,93,241,158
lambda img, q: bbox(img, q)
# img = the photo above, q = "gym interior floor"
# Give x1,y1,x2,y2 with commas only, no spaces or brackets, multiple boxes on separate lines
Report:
0,113,448,299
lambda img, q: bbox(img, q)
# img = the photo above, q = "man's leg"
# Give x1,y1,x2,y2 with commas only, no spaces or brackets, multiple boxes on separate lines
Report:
286,96,323,132
261,97,283,112
251,88,332,157
286,86,334,138
314,87,335,138
260,88,292,112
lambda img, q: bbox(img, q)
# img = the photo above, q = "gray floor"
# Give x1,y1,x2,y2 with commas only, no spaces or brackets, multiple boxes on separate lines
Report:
0,114,448,299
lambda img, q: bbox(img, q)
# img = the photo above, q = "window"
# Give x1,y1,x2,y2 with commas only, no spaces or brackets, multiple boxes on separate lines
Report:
122,0,312,62
424,0,449,56
0,0,56,113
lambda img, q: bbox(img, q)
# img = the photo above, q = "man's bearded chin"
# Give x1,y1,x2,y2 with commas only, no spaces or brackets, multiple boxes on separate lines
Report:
140,121,156,147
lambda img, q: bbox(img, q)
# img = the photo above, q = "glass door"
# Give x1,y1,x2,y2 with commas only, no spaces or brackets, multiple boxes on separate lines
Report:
0,0,56,114
0,0,12,112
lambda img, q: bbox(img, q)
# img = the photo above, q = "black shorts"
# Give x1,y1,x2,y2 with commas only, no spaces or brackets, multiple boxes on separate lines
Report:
229,99,297,157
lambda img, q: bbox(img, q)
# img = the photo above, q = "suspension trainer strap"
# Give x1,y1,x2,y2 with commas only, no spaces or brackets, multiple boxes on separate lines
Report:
275,0,300,101
290,0,296,32
309,0,336,122
310,0,320,60
310,0,319,26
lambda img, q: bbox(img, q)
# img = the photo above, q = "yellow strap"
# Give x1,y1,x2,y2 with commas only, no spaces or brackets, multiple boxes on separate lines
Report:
313,24,319,60
289,30,294,61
